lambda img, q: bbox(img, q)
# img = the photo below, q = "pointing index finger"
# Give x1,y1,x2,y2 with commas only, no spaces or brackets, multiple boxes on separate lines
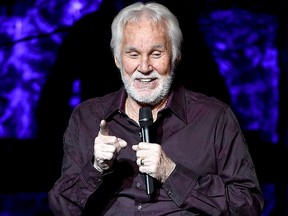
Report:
99,120,109,136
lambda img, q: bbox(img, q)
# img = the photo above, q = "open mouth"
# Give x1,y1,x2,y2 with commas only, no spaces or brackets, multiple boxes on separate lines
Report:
137,78,157,83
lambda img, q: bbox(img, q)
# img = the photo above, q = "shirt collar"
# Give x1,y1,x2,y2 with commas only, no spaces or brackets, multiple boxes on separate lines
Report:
104,85,187,124
165,84,187,123
104,86,127,120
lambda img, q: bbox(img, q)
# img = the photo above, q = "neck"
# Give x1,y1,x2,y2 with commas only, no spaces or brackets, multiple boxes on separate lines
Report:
125,97,167,123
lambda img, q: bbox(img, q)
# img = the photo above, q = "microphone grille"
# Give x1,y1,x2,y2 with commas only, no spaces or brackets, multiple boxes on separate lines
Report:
139,107,153,127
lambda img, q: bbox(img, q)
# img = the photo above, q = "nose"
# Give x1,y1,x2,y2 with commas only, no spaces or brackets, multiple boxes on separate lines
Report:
138,56,153,73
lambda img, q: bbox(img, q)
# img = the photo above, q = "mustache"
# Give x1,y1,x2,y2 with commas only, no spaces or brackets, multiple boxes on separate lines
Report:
131,71,161,80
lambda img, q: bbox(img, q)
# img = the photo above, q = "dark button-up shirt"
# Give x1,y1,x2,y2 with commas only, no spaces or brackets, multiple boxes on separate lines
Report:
48,85,264,215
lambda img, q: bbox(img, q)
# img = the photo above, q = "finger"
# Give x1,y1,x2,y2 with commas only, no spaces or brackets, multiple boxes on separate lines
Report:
117,138,127,148
132,145,138,151
99,120,109,136
138,142,149,149
136,158,144,166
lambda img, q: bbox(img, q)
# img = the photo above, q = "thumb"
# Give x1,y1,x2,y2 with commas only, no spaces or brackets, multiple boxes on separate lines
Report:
99,120,109,136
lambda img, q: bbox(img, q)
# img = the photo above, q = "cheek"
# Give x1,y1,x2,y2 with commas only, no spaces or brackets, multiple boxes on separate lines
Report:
122,59,138,75
154,60,171,75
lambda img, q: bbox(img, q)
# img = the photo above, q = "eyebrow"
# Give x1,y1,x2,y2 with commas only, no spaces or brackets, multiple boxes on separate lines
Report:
124,46,137,52
124,44,166,52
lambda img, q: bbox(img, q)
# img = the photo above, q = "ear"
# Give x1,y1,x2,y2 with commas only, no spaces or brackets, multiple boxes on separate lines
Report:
114,57,121,69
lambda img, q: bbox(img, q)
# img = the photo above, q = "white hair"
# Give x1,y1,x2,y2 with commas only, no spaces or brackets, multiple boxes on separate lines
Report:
110,2,183,70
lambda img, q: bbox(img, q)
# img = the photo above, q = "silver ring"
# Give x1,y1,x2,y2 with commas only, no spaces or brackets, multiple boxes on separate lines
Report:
140,159,144,166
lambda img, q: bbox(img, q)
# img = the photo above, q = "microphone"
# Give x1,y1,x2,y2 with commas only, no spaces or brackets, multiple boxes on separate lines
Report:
139,107,155,195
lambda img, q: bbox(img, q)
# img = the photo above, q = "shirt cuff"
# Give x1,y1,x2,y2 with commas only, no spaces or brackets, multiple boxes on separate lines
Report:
162,164,198,206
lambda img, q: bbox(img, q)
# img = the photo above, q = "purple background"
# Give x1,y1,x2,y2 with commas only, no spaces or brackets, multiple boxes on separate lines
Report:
0,0,287,215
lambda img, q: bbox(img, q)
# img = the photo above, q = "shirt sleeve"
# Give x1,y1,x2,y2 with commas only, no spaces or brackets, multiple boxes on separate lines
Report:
162,107,264,216
48,107,105,216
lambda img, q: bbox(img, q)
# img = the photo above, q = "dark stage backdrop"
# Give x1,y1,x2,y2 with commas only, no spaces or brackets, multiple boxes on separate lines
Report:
0,0,287,215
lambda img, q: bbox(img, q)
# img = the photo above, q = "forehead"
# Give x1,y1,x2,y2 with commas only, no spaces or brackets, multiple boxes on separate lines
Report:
123,19,168,42
125,11,167,30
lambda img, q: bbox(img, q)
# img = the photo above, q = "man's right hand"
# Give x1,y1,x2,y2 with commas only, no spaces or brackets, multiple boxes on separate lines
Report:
93,120,127,172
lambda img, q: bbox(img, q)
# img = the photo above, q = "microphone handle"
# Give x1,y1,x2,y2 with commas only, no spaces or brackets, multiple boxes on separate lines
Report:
141,127,155,195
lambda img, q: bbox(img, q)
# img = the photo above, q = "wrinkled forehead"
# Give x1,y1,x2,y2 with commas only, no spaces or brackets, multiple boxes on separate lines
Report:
125,9,168,27
124,13,168,36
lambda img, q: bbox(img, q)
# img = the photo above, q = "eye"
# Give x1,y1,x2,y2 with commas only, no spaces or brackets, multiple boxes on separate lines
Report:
127,52,139,59
151,51,162,58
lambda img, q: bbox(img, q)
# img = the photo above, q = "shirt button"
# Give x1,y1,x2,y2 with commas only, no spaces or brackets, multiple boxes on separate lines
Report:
136,182,141,188
137,205,142,211
167,190,172,195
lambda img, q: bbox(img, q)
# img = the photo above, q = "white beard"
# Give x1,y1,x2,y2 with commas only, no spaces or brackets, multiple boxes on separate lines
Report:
121,70,174,106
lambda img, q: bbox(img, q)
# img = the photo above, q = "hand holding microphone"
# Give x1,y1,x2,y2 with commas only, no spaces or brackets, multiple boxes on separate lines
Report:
93,120,127,172
132,107,176,195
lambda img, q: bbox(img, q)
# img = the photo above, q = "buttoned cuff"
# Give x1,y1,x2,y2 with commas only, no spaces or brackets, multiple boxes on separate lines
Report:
162,164,198,206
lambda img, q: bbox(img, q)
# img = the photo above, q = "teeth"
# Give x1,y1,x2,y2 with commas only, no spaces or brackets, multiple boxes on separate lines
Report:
140,79,151,82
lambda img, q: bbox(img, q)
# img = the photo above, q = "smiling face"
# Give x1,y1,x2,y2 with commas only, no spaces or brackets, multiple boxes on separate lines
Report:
115,17,174,106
